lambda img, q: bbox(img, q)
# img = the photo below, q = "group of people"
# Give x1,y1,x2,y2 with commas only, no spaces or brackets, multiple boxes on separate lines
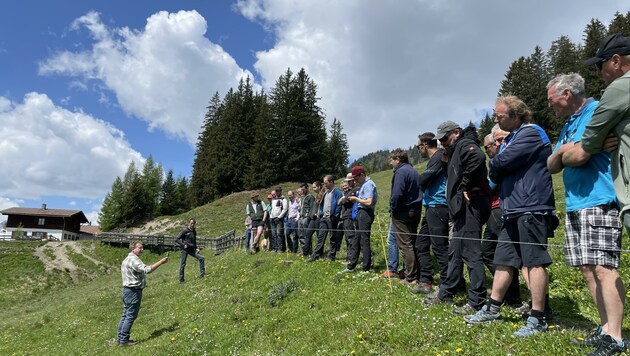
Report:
244,168,378,272
117,34,630,354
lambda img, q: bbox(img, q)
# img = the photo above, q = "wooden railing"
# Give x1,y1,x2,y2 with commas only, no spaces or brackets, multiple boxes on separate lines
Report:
99,230,245,254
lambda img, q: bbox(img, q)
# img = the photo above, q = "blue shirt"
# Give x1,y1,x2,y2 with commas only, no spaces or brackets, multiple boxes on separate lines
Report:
420,149,447,207
553,98,616,212
358,177,378,210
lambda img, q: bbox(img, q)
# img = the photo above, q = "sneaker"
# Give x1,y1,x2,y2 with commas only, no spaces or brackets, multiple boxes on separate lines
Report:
399,279,418,286
454,303,478,315
585,335,627,356
572,326,604,347
410,282,432,295
512,316,547,338
381,271,399,278
323,256,334,262
464,305,502,324
306,256,318,262
338,268,355,275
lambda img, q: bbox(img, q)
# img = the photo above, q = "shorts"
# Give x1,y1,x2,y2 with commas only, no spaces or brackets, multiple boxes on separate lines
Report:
564,205,622,268
251,220,264,229
494,213,553,269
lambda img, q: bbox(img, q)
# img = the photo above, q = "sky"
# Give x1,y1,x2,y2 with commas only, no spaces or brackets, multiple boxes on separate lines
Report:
0,0,628,225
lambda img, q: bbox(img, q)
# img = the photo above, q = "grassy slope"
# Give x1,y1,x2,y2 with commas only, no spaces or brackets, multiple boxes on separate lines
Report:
2,166,630,355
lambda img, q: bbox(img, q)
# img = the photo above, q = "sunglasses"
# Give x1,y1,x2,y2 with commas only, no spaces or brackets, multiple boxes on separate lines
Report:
596,57,611,71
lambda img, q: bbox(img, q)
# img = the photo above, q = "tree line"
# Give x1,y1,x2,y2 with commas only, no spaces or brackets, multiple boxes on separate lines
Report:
478,11,630,141
98,156,192,230
98,11,629,231
188,68,349,207
99,68,349,231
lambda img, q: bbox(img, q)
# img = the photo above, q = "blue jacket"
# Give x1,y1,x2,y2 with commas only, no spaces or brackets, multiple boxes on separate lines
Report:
319,187,343,218
419,149,447,207
390,162,423,212
489,124,555,217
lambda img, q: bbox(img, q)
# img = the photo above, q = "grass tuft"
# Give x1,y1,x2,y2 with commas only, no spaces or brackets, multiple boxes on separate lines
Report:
267,279,298,307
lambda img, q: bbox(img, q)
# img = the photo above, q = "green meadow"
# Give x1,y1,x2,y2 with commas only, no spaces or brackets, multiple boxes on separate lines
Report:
2,166,630,355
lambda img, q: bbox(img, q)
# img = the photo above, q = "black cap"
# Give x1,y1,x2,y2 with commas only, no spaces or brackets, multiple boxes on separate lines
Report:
584,34,630,66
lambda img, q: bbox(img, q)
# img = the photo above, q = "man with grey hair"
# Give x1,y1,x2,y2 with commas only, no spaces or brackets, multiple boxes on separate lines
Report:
565,33,630,354
547,71,623,354
117,242,168,346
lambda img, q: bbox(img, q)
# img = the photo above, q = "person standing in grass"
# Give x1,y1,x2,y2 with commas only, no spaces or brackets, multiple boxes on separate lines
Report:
385,150,421,283
117,241,168,346
307,176,342,262
298,182,317,256
246,193,268,254
425,121,491,315
414,132,448,295
177,218,205,283
465,96,556,338
568,34,630,355
344,166,378,272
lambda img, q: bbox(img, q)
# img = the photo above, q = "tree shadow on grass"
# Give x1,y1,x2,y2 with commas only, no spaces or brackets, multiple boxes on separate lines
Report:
142,322,180,342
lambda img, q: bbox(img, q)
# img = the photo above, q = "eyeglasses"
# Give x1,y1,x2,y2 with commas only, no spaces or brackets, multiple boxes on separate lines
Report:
414,143,426,150
438,131,453,142
596,57,611,71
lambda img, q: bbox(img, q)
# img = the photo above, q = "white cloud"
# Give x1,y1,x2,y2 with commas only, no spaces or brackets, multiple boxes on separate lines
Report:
39,10,255,146
0,197,21,223
237,0,629,157
0,92,144,200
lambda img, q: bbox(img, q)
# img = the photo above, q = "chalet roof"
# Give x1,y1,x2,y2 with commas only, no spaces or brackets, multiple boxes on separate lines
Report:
80,225,101,235
1,207,89,223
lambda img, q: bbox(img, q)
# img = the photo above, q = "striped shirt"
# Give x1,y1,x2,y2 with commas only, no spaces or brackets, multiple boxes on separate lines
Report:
121,252,153,289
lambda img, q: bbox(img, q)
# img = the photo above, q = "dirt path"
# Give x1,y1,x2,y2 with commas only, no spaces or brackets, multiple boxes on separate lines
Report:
33,241,107,281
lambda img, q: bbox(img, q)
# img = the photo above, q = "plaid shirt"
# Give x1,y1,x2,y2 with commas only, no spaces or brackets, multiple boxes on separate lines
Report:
120,252,152,289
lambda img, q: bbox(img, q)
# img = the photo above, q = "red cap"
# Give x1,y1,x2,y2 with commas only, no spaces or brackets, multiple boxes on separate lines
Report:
351,165,365,177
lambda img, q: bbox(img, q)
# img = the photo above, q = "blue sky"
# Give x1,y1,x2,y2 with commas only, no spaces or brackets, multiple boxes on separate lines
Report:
0,0,628,224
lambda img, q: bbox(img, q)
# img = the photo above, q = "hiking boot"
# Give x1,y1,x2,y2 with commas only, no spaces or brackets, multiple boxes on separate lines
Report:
512,316,548,338
398,271,406,279
453,303,478,315
464,305,502,324
337,268,355,275
572,326,604,347
423,294,452,306
381,271,399,278
410,282,432,295
399,279,417,286
584,335,627,356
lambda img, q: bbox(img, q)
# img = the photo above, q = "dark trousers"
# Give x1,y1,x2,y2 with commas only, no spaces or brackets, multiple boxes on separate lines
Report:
285,218,298,253
179,249,205,282
302,218,318,256
342,218,356,263
348,209,374,271
270,218,286,251
438,195,490,309
311,217,341,260
482,207,522,305
416,205,450,286
392,209,421,282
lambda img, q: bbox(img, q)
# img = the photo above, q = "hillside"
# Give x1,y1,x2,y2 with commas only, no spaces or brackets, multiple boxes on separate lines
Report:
2,165,630,355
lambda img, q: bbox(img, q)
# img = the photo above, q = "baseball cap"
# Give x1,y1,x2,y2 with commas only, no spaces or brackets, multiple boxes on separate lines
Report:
436,121,460,141
351,165,365,177
584,33,630,66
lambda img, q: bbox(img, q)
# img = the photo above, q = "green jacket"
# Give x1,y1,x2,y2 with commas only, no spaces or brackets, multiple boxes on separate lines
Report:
582,70,630,217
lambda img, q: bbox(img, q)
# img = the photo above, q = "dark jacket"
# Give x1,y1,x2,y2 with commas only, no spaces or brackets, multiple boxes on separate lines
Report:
318,188,343,218
489,123,555,217
419,148,448,207
340,186,359,219
177,227,197,253
446,126,491,218
390,162,423,212
300,194,317,220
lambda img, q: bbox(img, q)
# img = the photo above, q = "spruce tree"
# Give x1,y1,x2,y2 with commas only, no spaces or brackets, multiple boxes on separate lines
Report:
548,35,580,76
159,169,178,216
121,172,147,227
190,92,222,206
141,155,163,219
326,118,350,179
478,113,494,143
607,11,630,36
579,19,607,98
174,176,191,214
98,177,124,231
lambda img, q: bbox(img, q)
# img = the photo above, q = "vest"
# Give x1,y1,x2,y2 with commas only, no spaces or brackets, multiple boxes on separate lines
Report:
248,201,264,221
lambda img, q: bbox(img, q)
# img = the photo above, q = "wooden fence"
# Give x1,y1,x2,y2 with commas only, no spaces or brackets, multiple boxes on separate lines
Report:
99,230,246,254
